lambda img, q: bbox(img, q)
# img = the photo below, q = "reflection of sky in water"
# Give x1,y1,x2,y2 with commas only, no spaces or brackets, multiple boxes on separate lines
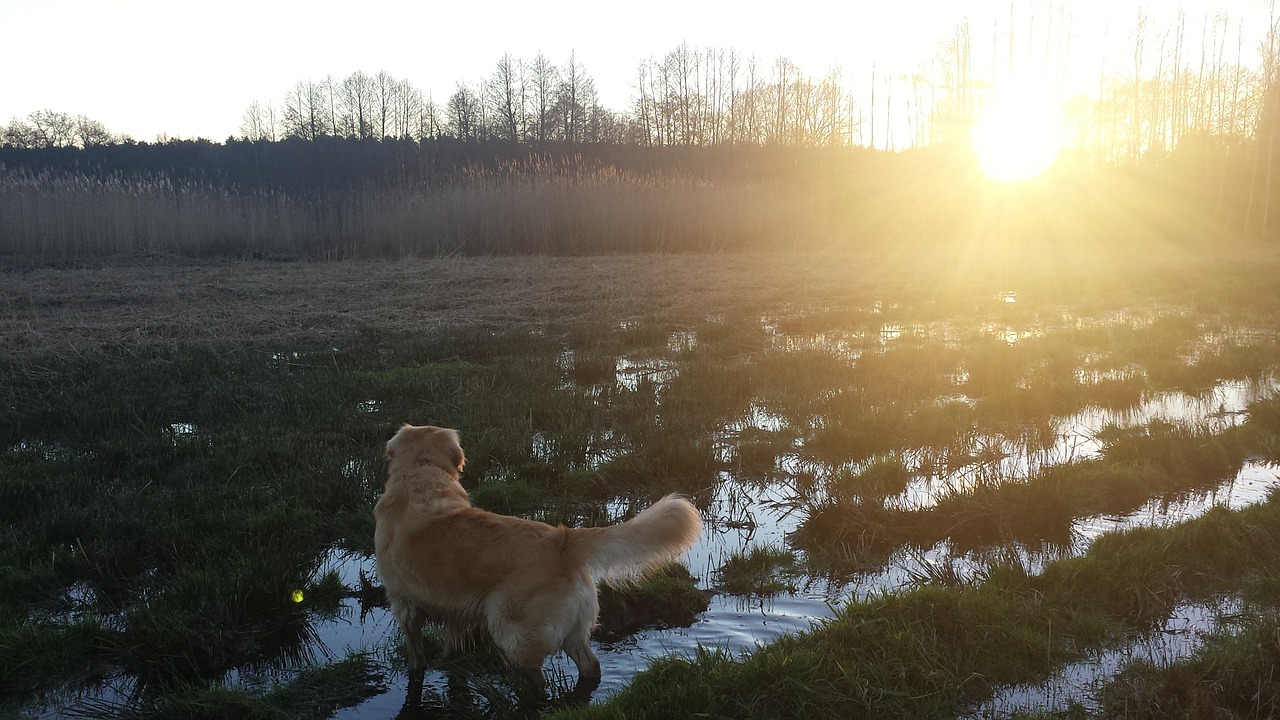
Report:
969,597,1246,718
888,376,1278,511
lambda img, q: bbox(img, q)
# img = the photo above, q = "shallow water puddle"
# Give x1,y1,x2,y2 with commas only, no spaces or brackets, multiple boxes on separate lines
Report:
1072,460,1280,550
886,375,1279,511
851,460,1280,592
967,596,1246,718
1053,376,1276,460
613,355,678,391
6,438,76,460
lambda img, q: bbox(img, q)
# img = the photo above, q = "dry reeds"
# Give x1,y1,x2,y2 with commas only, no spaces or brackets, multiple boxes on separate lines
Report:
0,147,1251,263
0,160,849,260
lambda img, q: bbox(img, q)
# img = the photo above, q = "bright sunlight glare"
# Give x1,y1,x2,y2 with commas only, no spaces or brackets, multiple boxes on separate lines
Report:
971,88,1068,183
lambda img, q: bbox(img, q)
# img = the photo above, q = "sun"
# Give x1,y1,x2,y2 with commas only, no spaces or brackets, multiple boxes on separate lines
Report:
971,88,1067,183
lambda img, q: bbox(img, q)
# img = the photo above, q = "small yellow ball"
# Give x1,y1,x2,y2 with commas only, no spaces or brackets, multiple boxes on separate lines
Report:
291,589,305,604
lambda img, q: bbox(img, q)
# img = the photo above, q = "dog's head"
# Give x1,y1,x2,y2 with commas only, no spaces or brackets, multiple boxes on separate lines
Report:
385,424,466,474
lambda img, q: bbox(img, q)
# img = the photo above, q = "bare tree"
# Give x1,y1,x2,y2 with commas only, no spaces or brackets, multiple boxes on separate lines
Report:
239,101,278,141
1249,7,1280,232
633,61,656,146
1129,8,1147,158
669,42,695,144
29,110,78,147
446,83,483,139
373,70,400,139
557,51,596,143
529,52,559,144
724,49,741,143
396,80,424,139
768,56,788,142
3,118,39,147
487,53,525,142
3,110,124,147
419,95,444,139
340,71,374,138
282,80,330,140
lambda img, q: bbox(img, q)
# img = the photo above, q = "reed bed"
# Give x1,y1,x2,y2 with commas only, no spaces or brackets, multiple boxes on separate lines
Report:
0,164,851,260
0,149,1248,263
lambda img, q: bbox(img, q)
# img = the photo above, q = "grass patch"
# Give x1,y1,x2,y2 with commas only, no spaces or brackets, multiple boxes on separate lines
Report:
1095,613,1280,718
596,563,710,641
795,411,1265,554
469,478,546,516
716,546,799,597
828,456,912,504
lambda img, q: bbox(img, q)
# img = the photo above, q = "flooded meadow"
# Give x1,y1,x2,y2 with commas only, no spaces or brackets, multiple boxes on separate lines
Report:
4,255,1280,719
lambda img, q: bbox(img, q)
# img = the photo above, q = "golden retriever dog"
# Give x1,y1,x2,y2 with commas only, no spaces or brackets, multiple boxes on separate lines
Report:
374,424,702,687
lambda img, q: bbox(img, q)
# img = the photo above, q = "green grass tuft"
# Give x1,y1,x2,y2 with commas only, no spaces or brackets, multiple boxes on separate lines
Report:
716,546,799,596
596,563,710,640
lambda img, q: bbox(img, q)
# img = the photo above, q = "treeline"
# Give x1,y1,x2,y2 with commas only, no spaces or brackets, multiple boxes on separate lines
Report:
2,110,130,149
7,14,1277,164
232,11,1280,169
233,47,863,148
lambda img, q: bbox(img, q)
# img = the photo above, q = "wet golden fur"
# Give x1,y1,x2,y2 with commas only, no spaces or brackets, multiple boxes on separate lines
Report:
373,424,702,683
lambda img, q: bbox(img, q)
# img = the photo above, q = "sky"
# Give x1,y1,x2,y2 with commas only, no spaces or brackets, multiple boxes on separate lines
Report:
0,0,1269,142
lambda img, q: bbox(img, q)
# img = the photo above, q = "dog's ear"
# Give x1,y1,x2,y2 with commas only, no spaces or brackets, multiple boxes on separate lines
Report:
446,428,466,472
386,423,413,459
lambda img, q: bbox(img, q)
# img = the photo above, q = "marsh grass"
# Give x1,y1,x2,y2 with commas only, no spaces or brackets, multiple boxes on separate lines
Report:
4,254,1280,717
469,478,547,516
794,414,1261,553
0,159,888,261
716,546,799,597
828,456,912,504
0,318,757,711
595,563,710,640
1092,613,1280,719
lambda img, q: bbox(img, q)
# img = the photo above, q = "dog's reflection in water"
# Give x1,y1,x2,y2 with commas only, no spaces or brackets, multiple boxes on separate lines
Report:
393,662,600,719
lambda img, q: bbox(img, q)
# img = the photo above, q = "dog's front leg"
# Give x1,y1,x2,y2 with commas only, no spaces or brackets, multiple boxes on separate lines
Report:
390,597,428,670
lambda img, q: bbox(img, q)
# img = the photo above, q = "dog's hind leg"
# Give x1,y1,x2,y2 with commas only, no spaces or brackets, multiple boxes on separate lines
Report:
564,635,601,682
565,636,601,702
562,575,602,685
390,596,428,671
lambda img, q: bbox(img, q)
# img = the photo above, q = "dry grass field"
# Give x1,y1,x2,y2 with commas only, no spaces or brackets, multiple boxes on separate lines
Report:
6,238,1279,360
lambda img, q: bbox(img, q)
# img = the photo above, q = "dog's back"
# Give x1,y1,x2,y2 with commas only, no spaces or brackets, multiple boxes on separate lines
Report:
378,490,702,631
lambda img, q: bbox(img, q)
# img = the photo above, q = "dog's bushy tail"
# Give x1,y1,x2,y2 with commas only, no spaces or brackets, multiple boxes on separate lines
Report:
574,494,701,583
